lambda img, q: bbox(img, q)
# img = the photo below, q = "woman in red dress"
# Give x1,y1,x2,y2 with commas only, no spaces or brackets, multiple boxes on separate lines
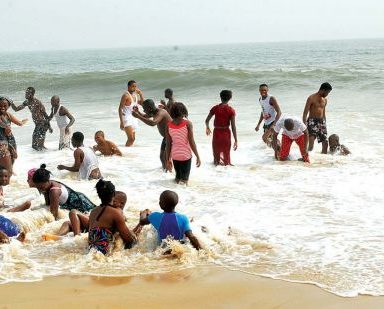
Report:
205,90,238,166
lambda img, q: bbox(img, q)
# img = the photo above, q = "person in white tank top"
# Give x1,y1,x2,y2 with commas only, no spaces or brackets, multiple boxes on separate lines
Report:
49,96,75,150
118,80,144,146
255,84,281,148
57,131,101,180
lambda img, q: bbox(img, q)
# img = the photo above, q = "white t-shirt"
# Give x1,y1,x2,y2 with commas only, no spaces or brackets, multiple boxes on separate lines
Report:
274,116,307,139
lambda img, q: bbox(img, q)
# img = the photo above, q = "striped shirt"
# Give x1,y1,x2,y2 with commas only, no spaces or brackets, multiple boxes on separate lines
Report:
168,120,192,161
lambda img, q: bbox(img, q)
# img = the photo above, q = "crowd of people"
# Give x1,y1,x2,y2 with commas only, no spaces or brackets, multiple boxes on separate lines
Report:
0,80,350,255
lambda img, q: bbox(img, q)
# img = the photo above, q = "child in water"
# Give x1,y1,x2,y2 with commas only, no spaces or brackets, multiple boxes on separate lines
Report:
328,134,350,155
93,131,122,156
139,190,202,250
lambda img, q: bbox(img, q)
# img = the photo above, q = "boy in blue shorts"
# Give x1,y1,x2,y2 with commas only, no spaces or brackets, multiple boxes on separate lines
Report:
139,190,201,250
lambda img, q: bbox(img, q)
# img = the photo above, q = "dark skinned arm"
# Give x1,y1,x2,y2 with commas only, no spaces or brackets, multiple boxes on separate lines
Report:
10,101,27,111
165,125,173,171
115,211,137,246
230,115,238,150
187,121,201,167
139,209,151,225
57,148,83,172
185,231,202,250
270,96,281,124
62,107,75,133
302,97,311,123
255,112,263,131
205,112,214,135
48,189,61,220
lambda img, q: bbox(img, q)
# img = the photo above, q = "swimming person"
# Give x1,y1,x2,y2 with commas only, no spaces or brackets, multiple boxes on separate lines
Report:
32,164,96,220
57,131,101,180
132,99,172,170
205,90,238,166
93,131,122,156
255,84,281,147
165,102,201,185
49,95,75,150
118,80,144,146
10,87,52,151
139,190,201,250
328,134,351,155
273,116,310,163
88,179,136,255
302,82,332,154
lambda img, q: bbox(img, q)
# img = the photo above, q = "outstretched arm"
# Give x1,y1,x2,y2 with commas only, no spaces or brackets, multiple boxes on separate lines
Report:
10,101,27,112
133,111,161,126
187,121,201,167
57,148,82,172
185,231,202,250
8,113,28,126
139,209,151,225
230,115,238,150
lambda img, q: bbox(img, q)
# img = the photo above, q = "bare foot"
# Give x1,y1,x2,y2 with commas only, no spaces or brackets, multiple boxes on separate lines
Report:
16,232,26,243
0,230,10,244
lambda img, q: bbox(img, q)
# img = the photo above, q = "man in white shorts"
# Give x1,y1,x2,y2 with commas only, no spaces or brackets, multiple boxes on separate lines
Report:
118,80,144,146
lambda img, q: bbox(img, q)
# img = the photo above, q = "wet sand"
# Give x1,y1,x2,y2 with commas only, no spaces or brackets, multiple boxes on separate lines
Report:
1,267,384,308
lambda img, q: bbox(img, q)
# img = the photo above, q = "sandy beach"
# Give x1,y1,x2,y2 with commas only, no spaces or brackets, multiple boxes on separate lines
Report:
1,267,384,308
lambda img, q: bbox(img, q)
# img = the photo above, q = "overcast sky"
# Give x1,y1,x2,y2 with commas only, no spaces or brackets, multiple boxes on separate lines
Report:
1,0,383,51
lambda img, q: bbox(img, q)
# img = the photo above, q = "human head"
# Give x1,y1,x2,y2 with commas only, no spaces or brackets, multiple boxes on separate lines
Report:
142,99,157,116
284,118,294,131
220,90,232,103
159,190,179,212
319,82,332,98
0,166,10,186
25,87,35,100
32,164,51,192
259,84,269,98
95,179,115,205
27,168,37,188
94,131,105,144
164,88,173,99
113,191,127,210
127,80,137,93
71,131,84,148
50,95,60,107
0,98,9,114
328,134,340,148
170,102,188,119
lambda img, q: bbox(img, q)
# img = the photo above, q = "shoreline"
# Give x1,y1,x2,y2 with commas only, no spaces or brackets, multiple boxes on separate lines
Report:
1,267,384,308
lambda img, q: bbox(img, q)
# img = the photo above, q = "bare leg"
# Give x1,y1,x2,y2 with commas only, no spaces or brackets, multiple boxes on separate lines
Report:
8,201,31,213
69,210,89,236
160,148,166,170
124,126,135,147
0,156,13,176
57,221,72,236
321,140,328,154
16,232,26,242
0,230,10,243
308,135,316,151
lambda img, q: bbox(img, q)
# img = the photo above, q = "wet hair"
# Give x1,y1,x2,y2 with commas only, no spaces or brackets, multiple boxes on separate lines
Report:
160,190,179,212
220,90,232,103
32,164,51,183
259,84,268,88
95,130,104,137
26,87,35,95
142,99,156,111
328,134,339,146
170,102,188,119
96,179,115,205
284,119,294,131
165,88,173,96
320,82,332,91
72,131,84,144
127,80,136,87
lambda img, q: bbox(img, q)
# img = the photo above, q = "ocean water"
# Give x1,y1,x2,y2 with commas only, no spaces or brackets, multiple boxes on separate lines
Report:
1,39,384,297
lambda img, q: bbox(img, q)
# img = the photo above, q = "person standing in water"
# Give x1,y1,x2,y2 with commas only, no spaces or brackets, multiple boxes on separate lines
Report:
10,87,52,151
132,99,172,170
302,82,332,154
159,88,175,113
49,95,75,150
255,84,281,147
118,80,144,146
205,90,238,166
57,131,101,180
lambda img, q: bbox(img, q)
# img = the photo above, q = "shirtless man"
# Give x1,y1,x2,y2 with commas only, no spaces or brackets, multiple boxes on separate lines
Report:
255,84,281,147
118,80,144,146
10,87,52,151
159,88,175,113
302,82,332,154
132,99,172,170
57,131,101,180
93,130,122,156
49,95,75,150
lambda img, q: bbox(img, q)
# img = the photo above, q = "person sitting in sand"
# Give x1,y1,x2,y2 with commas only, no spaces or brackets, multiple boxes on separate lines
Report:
205,90,238,166
165,103,201,185
57,131,101,180
88,180,137,255
273,116,310,163
0,96,28,174
159,88,175,113
132,99,172,170
0,214,26,243
0,166,32,212
49,95,75,150
328,134,351,155
33,164,96,220
139,190,201,250
93,131,122,156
